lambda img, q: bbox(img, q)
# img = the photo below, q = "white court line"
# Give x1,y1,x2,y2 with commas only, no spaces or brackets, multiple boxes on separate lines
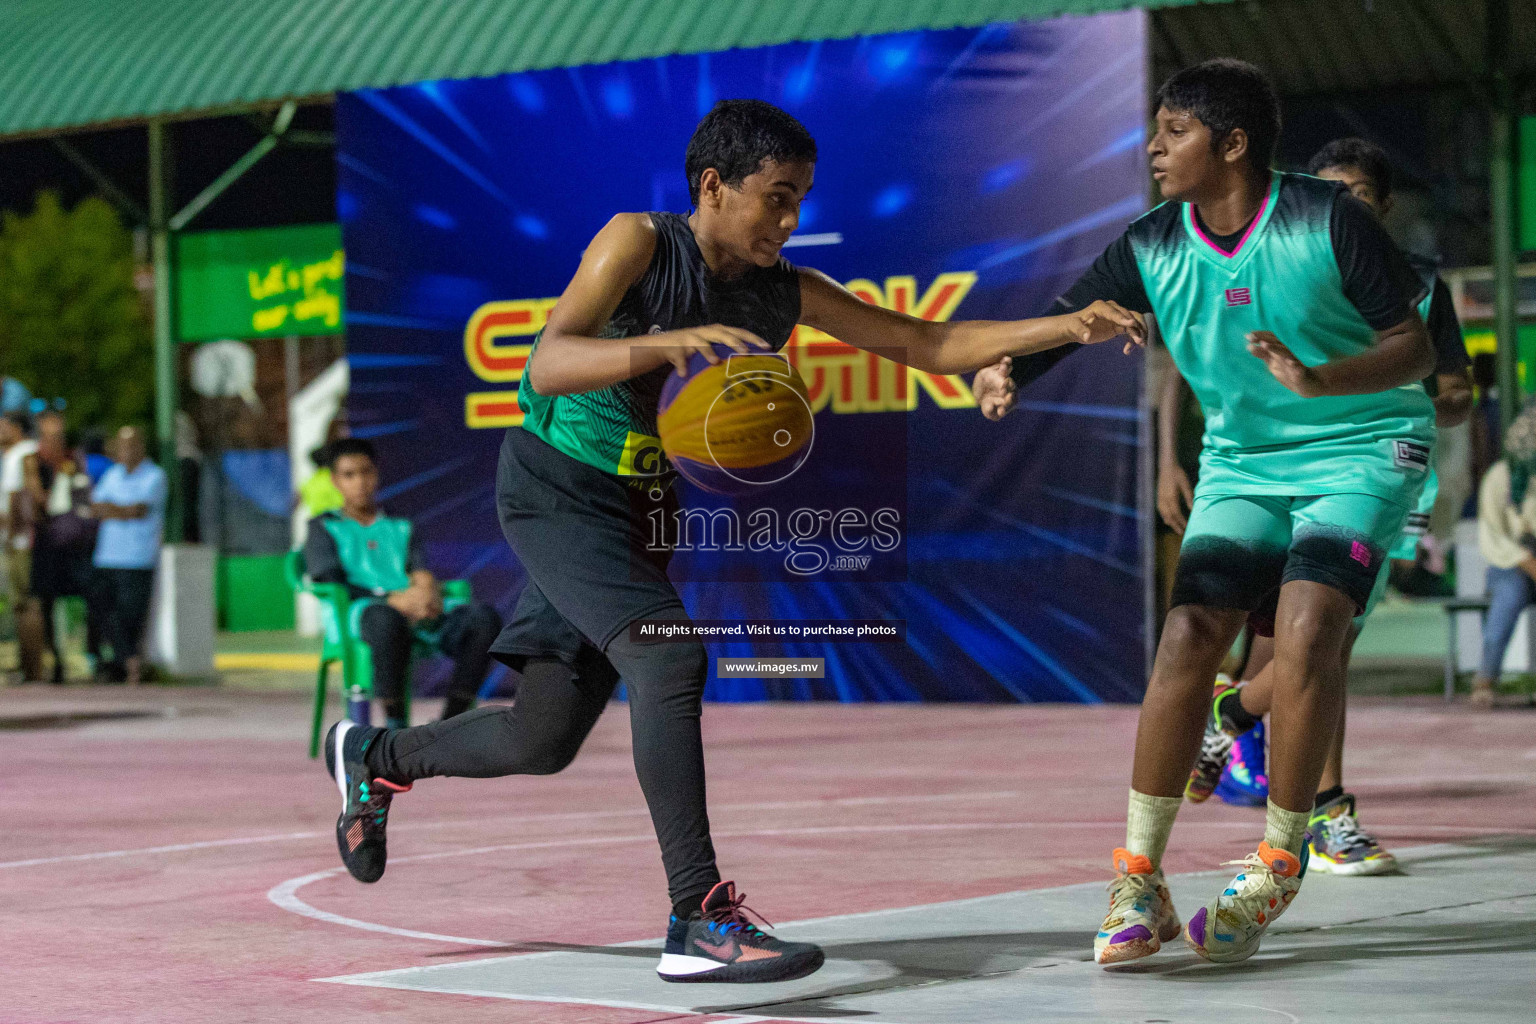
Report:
11,775,1532,871
323,977,922,1024
312,848,1464,1024
269,820,1536,949
0,831,325,870
0,789,1028,871
275,821,1145,948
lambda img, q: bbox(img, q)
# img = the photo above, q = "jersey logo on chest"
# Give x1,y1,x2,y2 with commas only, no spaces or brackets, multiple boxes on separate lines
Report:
1225,287,1252,307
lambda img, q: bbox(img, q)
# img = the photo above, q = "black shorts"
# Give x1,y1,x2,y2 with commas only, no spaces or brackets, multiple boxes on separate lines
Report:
1169,492,1408,636
489,428,684,668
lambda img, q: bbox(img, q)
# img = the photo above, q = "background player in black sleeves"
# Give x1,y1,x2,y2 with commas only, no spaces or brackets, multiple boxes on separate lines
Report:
324,98,1144,984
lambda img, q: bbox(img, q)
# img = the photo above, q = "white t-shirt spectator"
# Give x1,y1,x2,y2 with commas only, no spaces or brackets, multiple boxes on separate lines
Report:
2,438,39,549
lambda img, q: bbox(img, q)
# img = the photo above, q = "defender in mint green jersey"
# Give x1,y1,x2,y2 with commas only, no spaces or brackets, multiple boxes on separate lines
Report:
1174,139,1475,882
990,60,1438,967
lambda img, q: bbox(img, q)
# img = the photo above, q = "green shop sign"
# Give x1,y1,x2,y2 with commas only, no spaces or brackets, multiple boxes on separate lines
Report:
176,223,344,341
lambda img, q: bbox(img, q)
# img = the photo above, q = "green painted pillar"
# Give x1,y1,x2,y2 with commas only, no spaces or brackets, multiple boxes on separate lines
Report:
1489,0,1520,430
148,120,184,542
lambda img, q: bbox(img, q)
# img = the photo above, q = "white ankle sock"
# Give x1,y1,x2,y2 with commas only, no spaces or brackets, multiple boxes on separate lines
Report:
1125,790,1181,870
1263,799,1310,856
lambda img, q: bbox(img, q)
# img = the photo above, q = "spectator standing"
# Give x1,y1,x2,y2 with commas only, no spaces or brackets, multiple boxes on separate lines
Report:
79,427,113,485
2,411,43,681
21,411,99,682
90,426,166,685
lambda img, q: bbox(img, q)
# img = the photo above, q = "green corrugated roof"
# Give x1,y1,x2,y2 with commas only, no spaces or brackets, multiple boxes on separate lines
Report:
0,0,1217,138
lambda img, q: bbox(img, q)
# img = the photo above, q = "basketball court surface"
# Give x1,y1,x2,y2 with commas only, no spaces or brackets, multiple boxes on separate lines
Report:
5,684,1534,1023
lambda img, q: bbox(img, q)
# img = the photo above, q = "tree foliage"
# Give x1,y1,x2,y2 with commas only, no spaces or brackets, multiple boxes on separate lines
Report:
0,190,152,430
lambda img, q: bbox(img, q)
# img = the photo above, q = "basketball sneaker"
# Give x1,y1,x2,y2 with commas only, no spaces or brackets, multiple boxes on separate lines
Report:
1307,792,1398,875
1185,676,1240,803
658,881,825,983
1094,848,1182,965
1185,841,1306,963
1214,720,1269,806
325,720,410,883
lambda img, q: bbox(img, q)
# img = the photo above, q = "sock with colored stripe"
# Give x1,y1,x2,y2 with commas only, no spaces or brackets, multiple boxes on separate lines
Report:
1264,799,1311,857
1125,789,1182,870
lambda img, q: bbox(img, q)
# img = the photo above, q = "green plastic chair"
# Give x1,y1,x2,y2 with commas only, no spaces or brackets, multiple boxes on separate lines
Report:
285,550,471,758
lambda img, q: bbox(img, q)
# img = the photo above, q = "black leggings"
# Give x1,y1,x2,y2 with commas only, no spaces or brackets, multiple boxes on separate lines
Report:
365,608,718,912
358,602,501,719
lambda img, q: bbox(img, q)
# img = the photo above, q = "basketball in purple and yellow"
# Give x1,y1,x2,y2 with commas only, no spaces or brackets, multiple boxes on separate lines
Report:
657,347,815,494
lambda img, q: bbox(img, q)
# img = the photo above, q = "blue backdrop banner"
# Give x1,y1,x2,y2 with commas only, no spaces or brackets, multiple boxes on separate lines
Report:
335,10,1149,702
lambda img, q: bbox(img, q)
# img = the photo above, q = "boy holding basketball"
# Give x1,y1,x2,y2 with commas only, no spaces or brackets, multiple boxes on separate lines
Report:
324,98,1141,984
976,61,1434,965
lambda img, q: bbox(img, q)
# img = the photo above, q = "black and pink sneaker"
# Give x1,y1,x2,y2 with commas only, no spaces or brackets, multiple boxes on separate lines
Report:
657,881,825,983
325,720,410,883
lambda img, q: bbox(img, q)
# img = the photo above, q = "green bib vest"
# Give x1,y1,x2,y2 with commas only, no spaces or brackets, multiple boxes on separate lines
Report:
320,514,413,594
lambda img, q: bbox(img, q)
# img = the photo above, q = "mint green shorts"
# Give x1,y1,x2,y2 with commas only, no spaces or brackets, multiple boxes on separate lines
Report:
1172,492,1412,635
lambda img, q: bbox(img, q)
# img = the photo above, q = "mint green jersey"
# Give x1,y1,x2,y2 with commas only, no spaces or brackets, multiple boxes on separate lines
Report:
1131,173,1434,501
304,509,420,595
1012,172,1437,504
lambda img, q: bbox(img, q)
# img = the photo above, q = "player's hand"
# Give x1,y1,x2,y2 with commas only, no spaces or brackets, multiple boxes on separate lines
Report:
649,325,770,376
1157,463,1194,534
387,588,425,622
1070,300,1147,353
1247,331,1324,397
418,582,444,621
974,357,1017,421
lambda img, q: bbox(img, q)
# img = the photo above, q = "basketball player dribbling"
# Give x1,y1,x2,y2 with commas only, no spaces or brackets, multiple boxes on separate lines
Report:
323,98,1143,983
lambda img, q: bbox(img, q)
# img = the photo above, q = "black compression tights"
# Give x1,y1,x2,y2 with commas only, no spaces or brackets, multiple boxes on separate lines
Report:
364,617,719,917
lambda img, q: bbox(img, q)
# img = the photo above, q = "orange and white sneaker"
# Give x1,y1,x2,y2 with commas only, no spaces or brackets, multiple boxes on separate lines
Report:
1185,841,1306,964
1094,848,1182,965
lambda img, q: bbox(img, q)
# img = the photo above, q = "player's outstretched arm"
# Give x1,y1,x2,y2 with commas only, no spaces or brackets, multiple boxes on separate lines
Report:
529,214,768,396
797,268,1144,376
1247,313,1434,398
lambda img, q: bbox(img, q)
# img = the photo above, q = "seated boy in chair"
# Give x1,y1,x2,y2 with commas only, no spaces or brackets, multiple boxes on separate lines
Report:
303,438,501,727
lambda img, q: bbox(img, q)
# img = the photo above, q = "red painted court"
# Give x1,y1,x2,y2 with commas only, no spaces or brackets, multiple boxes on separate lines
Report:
4,685,1534,1023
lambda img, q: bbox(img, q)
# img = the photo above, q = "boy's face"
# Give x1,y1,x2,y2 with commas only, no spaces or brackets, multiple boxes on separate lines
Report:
1314,164,1391,219
1148,105,1242,202
332,453,379,508
699,158,815,267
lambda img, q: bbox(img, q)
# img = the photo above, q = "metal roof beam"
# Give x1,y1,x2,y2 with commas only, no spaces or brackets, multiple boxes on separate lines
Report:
47,136,147,224
167,101,295,232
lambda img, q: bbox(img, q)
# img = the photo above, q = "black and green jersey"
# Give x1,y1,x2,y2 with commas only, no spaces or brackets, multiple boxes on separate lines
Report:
303,509,423,597
518,211,801,477
1396,253,1471,532
1017,172,1435,502
1407,254,1469,380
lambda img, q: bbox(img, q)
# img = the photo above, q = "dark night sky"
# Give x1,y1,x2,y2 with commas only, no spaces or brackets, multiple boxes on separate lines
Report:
0,103,336,231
